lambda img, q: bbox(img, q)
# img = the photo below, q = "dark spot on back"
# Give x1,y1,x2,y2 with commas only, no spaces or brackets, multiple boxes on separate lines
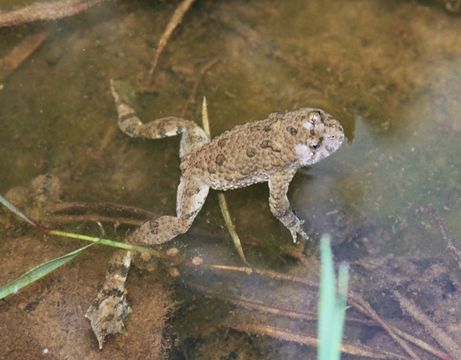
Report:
149,220,159,234
263,125,271,132
260,140,281,152
216,154,225,165
217,138,226,148
287,126,298,136
246,148,256,157
260,140,271,148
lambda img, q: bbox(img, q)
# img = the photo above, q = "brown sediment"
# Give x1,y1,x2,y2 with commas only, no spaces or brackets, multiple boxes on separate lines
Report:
3,198,454,359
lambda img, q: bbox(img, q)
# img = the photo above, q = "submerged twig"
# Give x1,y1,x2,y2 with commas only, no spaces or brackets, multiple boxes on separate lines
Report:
201,97,249,265
190,282,374,326
48,201,156,218
394,291,459,360
145,0,196,84
208,263,430,360
228,323,408,359
46,201,224,240
348,292,421,360
217,193,249,264
426,204,461,267
181,58,219,117
45,214,143,227
391,325,453,360
0,0,108,28
0,30,51,80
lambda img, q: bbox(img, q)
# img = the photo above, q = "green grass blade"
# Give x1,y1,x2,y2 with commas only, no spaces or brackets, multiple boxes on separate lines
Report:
0,194,37,227
318,234,336,360
331,263,349,360
317,235,349,360
49,230,160,256
0,244,93,300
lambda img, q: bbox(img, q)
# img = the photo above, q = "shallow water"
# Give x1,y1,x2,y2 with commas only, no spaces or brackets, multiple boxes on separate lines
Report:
0,0,460,358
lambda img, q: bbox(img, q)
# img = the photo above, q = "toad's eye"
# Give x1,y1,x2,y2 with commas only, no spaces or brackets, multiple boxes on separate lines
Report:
329,135,336,140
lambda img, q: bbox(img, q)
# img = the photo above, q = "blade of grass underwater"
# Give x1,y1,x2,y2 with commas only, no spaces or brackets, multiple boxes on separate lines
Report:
1,192,159,255
318,234,336,360
0,194,39,227
0,243,93,300
49,229,155,254
331,263,349,360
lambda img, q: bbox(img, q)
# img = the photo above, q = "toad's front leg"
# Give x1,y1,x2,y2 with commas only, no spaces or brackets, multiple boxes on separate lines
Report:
268,171,310,243
131,174,210,245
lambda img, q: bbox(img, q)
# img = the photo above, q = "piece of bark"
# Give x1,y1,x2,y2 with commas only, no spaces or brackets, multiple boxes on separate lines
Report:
0,30,50,80
0,0,108,28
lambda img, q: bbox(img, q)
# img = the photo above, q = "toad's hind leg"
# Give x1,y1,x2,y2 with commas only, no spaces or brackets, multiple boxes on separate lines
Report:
86,175,210,345
110,79,211,245
86,81,211,346
130,174,210,245
110,79,209,158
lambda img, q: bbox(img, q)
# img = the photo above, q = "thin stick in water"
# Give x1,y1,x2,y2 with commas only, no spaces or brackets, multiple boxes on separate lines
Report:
201,97,249,265
145,0,196,83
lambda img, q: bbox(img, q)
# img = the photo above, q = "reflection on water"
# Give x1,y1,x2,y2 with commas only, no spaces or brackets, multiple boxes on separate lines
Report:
0,0,460,358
